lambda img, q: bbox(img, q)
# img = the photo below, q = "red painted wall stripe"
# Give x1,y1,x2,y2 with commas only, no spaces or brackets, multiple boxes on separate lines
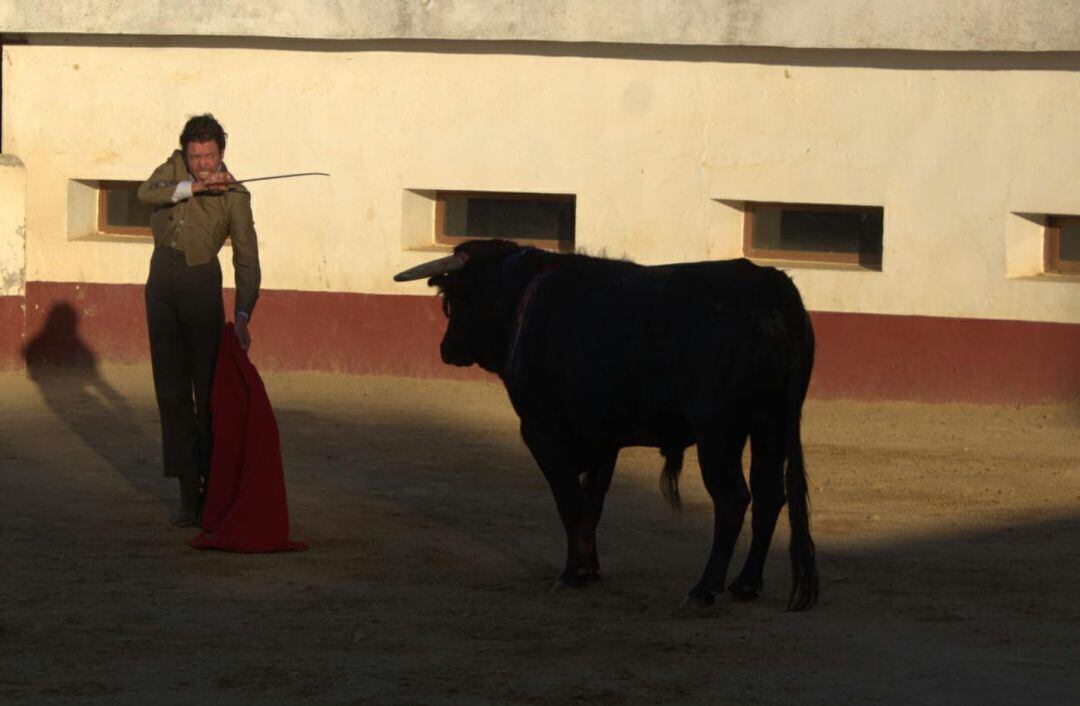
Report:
251,288,483,380
17,281,1080,403
0,295,25,370
23,283,147,365
809,311,1080,404
21,282,485,380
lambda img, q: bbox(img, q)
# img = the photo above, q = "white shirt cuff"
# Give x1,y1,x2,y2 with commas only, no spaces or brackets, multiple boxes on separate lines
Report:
171,180,193,202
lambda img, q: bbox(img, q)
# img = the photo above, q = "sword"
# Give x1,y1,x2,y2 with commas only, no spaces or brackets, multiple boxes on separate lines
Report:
227,172,330,185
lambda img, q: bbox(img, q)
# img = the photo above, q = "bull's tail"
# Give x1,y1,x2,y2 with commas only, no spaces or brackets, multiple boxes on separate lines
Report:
785,312,819,611
659,446,684,511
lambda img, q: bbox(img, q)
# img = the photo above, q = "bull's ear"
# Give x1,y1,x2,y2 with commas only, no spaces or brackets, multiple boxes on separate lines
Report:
393,254,467,282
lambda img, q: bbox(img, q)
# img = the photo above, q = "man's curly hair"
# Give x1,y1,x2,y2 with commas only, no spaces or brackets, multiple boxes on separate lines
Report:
179,113,227,152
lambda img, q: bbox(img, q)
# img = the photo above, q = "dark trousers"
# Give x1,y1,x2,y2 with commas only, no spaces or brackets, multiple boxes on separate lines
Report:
145,247,225,484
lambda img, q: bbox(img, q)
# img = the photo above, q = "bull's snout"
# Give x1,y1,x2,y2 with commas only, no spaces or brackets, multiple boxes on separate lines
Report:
440,340,474,367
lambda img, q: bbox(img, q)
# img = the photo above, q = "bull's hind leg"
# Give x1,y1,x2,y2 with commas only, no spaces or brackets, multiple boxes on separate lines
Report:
685,426,750,606
521,424,591,588
728,415,786,602
580,448,618,578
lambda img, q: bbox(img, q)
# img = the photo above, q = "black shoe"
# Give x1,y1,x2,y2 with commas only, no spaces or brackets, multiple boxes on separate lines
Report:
170,506,201,527
171,480,203,527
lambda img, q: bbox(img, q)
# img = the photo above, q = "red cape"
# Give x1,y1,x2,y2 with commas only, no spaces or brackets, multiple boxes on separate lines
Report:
191,323,307,552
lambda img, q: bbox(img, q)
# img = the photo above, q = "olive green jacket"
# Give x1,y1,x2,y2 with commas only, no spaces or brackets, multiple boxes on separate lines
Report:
137,150,261,319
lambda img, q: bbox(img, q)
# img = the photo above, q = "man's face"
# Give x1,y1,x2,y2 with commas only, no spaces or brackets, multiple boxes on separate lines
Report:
184,140,223,181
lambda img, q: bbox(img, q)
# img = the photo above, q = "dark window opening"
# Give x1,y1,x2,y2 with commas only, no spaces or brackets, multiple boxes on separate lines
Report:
435,191,575,251
1045,216,1080,275
744,202,883,270
98,181,153,237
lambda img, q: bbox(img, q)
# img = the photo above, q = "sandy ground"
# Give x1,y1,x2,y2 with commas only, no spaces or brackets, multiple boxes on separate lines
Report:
1,363,1078,705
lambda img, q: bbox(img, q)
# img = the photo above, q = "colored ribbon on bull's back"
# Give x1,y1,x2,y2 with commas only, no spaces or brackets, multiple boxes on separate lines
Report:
191,323,307,553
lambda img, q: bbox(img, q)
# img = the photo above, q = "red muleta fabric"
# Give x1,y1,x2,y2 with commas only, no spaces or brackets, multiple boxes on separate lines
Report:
191,323,308,552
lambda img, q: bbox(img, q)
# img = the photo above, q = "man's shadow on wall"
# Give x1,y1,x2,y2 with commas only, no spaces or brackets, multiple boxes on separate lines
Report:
22,303,167,503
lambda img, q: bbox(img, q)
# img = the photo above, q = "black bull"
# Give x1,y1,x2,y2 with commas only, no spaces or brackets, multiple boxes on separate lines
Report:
395,239,818,610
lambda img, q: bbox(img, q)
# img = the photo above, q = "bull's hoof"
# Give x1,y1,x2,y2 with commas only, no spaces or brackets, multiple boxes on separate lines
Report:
727,580,760,602
786,576,819,611
551,572,587,592
679,591,715,610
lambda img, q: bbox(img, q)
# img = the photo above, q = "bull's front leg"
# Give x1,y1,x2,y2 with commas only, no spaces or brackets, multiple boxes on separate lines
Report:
521,424,590,588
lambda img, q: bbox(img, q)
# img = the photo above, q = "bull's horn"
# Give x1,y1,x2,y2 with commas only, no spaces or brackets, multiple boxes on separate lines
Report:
393,254,467,282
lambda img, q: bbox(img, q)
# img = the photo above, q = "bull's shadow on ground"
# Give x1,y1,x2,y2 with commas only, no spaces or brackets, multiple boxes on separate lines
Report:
271,403,1080,704
271,401,1080,624
273,403,564,575
21,303,165,503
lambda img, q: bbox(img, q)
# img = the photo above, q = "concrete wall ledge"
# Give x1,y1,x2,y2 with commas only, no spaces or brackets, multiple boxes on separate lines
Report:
4,1,1080,53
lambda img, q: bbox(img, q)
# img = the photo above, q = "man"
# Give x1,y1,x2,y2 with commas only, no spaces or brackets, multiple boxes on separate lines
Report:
138,114,261,527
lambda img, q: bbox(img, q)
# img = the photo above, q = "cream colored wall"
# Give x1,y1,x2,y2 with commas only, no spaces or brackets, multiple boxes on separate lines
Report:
0,155,27,298
4,43,1080,323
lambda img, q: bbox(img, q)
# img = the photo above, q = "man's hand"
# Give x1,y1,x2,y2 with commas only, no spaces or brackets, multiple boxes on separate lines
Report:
192,171,234,193
234,316,252,351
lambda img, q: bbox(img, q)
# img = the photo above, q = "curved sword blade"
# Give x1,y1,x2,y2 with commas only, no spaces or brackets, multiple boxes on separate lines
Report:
230,172,330,185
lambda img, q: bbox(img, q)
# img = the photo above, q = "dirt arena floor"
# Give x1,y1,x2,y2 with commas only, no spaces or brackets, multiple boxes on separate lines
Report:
1,363,1078,705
